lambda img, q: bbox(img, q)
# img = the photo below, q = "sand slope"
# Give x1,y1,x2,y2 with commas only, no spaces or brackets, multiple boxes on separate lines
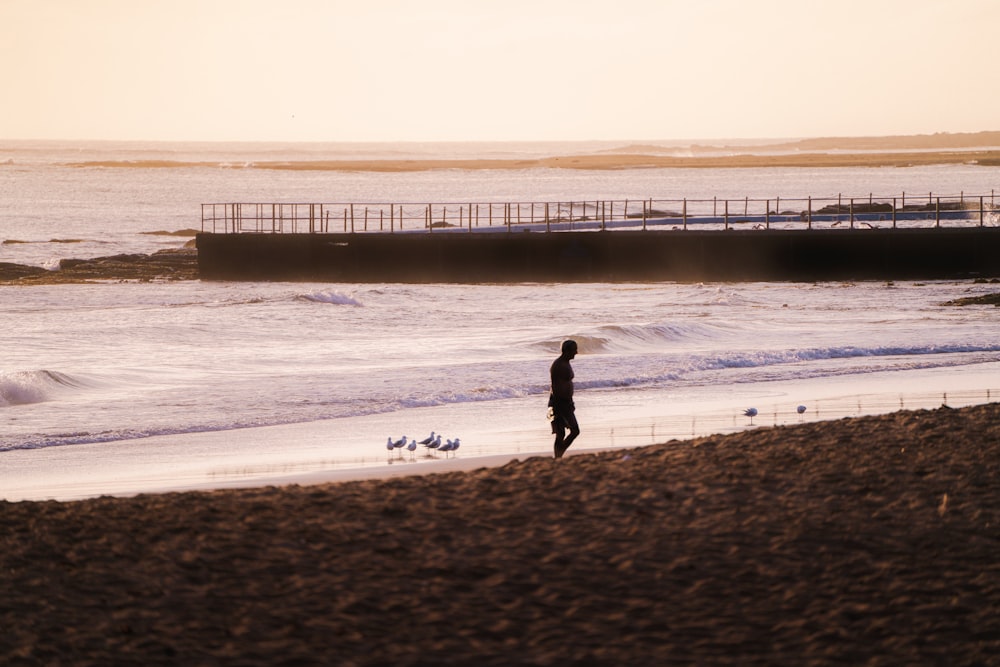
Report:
2,403,999,665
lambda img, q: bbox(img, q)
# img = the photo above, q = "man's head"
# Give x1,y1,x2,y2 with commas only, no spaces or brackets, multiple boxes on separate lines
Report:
561,339,578,357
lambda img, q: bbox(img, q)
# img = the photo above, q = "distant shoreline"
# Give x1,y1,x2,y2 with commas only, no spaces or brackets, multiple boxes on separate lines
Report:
64,149,1000,172
44,130,1000,172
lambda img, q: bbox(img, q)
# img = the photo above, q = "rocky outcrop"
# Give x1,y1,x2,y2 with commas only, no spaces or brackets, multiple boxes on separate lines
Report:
0,248,198,284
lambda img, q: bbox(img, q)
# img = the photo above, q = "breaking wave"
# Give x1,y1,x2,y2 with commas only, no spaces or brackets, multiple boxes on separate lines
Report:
0,370,86,407
298,291,363,306
540,321,730,354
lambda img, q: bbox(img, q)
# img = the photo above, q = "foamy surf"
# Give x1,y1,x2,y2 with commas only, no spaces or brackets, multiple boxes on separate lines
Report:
298,291,363,306
0,369,83,406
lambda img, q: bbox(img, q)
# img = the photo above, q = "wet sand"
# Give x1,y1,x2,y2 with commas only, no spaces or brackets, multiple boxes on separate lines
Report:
3,403,999,665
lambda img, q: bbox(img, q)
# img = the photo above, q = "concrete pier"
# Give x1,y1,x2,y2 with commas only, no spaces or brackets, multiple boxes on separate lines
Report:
196,227,1000,282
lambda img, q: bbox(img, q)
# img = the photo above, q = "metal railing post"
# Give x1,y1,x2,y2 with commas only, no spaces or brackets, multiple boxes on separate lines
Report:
198,193,996,239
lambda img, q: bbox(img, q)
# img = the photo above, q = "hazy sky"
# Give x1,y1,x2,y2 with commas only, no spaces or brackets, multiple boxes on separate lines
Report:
3,0,997,142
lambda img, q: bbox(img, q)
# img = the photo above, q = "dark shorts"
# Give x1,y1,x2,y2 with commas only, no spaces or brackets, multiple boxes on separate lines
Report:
548,395,578,434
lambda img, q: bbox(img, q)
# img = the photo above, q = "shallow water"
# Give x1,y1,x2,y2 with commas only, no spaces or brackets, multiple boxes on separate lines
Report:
1,141,999,500
3,277,998,500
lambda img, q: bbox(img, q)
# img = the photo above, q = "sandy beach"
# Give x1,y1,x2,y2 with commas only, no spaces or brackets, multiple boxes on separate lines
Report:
3,402,999,665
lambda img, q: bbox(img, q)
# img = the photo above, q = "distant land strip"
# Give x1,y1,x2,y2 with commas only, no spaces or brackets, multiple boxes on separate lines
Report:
63,149,1000,172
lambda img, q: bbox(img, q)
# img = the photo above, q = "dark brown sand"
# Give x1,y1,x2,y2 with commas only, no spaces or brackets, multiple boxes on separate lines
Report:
3,403,999,666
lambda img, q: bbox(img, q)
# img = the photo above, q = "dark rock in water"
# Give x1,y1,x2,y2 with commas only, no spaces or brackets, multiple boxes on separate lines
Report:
816,202,894,214
0,262,50,280
1,248,199,285
625,209,685,219
944,292,1000,307
60,253,149,270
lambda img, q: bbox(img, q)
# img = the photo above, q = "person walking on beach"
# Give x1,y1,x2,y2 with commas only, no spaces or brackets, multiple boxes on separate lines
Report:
549,339,580,459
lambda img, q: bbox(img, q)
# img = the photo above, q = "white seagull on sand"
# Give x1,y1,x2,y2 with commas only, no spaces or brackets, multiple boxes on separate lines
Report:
743,407,758,424
797,405,807,414
392,436,407,449
406,438,418,459
418,432,436,445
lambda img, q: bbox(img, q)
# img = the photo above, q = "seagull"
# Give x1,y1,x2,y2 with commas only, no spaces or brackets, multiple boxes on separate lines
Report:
440,438,461,456
796,405,807,414
386,437,395,451
743,407,758,425
391,436,407,449
418,431,436,445
406,438,418,459
425,434,442,451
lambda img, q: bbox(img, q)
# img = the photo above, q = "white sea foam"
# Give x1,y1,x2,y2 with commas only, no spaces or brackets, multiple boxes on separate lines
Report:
0,370,82,407
298,291,363,306
0,372,50,406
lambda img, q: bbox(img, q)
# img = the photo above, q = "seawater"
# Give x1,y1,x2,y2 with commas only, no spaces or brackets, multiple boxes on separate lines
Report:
1,141,999,499
3,139,999,267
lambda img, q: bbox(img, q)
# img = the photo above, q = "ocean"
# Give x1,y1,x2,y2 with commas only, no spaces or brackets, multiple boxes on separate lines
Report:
2,140,999,500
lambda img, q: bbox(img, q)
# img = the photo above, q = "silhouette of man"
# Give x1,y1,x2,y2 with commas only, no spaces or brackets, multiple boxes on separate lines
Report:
548,339,580,458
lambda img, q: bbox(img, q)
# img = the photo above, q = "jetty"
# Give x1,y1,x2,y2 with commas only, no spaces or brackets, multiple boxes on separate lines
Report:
195,192,1000,282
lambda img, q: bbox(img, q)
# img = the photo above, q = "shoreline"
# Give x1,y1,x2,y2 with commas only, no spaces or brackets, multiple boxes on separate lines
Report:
3,402,999,664
63,147,1000,172
5,365,999,503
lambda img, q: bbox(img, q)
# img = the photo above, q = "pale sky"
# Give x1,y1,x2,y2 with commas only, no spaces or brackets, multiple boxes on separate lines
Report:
3,0,997,143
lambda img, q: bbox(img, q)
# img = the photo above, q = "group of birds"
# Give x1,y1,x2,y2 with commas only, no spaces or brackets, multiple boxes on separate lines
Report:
743,405,807,425
385,431,460,461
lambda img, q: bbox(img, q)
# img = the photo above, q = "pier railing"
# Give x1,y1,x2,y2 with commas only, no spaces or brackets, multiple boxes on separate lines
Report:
201,191,999,235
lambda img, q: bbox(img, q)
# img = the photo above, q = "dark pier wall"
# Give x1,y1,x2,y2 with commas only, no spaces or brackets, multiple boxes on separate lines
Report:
196,228,1000,282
